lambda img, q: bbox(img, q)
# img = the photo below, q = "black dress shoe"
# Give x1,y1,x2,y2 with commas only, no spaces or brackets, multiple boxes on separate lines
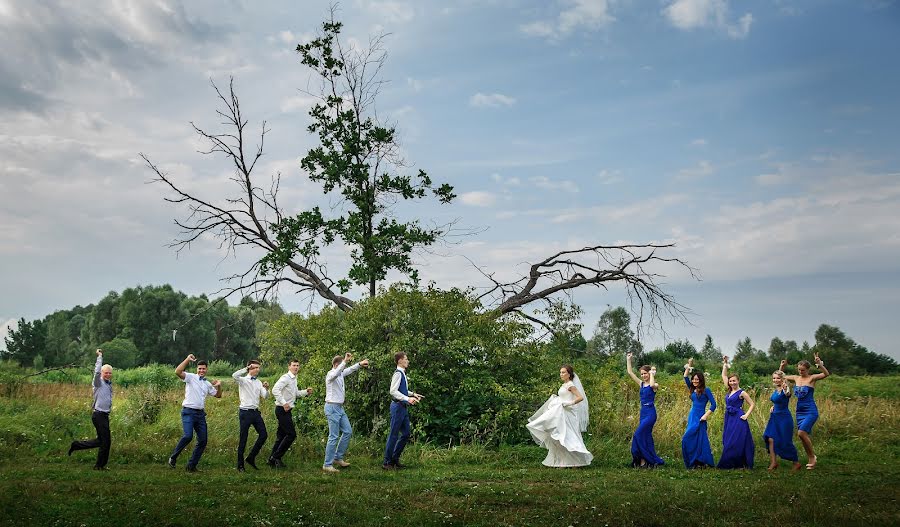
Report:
246,458,258,470
92,465,109,471
186,465,198,472
393,462,407,469
381,463,395,470
274,458,286,469
267,457,277,468
237,466,245,472
167,457,176,468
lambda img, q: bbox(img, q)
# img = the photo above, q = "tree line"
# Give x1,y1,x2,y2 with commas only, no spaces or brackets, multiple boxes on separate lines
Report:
3,284,284,370
571,306,898,376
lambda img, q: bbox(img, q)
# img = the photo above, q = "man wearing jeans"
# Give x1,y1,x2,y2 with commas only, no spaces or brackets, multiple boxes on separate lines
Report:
68,349,113,470
168,354,222,472
322,352,369,473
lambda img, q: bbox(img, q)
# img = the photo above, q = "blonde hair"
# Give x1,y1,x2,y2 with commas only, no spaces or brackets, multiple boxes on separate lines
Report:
101,364,113,373
773,370,790,395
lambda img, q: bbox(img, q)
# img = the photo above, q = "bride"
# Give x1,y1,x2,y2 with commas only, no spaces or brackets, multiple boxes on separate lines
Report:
526,364,593,467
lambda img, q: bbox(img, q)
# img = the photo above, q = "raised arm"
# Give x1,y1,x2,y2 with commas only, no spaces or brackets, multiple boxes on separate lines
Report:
175,354,195,380
92,349,103,388
648,366,659,390
625,353,642,385
683,357,694,379
811,352,830,381
232,366,248,382
779,359,798,382
721,355,730,387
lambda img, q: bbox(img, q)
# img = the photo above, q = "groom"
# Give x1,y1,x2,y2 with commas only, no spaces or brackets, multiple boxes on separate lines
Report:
382,352,423,470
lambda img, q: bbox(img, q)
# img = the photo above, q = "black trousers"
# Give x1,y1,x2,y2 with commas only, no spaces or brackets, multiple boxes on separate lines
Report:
71,411,111,468
237,409,267,466
270,406,297,460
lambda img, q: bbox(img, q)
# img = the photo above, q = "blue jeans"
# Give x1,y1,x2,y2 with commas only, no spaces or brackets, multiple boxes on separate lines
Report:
323,403,351,467
383,401,410,465
171,408,208,468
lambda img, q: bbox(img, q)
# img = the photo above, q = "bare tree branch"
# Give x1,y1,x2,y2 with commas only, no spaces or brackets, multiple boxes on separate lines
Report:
481,243,698,337
143,78,355,312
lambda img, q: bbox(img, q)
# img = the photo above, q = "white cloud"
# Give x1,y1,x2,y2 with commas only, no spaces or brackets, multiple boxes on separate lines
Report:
530,176,579,193
407,77,423,92
675,160,714,180
362,1,415,24
491,173,522,187
280,94,319,113
521,0,615,39
597,169,623,185
469,92,516,108
0,318,16,351
662,0,753,39
459,191,498,207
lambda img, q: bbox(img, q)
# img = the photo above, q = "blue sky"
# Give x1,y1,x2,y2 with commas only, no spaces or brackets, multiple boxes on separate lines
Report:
2,0,899,359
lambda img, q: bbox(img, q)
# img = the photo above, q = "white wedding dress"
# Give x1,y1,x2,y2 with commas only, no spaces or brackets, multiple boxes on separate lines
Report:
526,379,593,467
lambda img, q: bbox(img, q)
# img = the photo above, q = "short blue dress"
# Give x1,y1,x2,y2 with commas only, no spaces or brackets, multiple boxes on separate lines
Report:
794,385,819,434
762,389,799,462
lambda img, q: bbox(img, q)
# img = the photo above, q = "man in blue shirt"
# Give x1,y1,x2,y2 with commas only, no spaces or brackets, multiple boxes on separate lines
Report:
68,349,114,470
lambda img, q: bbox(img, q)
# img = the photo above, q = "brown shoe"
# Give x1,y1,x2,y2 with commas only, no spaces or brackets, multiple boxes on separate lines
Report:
321,465,340,474
334,460,350,468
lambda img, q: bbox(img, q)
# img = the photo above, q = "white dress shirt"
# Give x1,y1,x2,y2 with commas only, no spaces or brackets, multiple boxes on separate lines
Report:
272,371,310,409
232,367,268,410
389,366,419,403
181,372,218,410
324,360,362,404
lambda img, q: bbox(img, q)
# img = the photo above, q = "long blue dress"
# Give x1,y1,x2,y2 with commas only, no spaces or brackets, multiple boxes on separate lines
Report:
631,383,665,467
762,389,799,462
717,389,754,469
794,385,819,434
681,377,716,468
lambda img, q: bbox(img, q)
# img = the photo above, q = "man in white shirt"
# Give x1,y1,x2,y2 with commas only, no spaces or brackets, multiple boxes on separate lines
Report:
383,352,423,470
167,354,222,472
268,359,313,468
232,360,269,471
322,352,369,473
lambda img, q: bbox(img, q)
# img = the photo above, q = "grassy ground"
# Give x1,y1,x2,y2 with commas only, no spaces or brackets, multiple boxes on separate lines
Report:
1,377,898,526
1,444,898,527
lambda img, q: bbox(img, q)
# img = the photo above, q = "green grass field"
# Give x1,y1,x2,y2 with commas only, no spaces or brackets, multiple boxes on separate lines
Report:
1,376,898,526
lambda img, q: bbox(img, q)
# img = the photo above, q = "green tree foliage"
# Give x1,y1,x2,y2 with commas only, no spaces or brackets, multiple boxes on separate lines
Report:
260,285,543,445
3,318,47,366
98,337,139,370
3,286,284,368
812,324,898,374
734,337,762,361
700,334,721,360
261,18,455,298
586,306,642,358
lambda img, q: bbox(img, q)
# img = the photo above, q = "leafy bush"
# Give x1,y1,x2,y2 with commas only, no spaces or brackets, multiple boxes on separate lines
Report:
261,285,544,445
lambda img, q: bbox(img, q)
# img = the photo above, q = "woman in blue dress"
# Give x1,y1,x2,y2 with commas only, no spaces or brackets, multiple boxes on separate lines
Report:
763,369,801,471
717,356,755,469
681,358,716,468
780,353,830,469
625,352,664,467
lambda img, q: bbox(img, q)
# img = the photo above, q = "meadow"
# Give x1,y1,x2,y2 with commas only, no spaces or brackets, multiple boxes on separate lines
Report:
0,368,897,527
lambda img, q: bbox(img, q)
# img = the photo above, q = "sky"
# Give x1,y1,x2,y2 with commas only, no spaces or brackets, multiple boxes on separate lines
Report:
2,0,899,359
